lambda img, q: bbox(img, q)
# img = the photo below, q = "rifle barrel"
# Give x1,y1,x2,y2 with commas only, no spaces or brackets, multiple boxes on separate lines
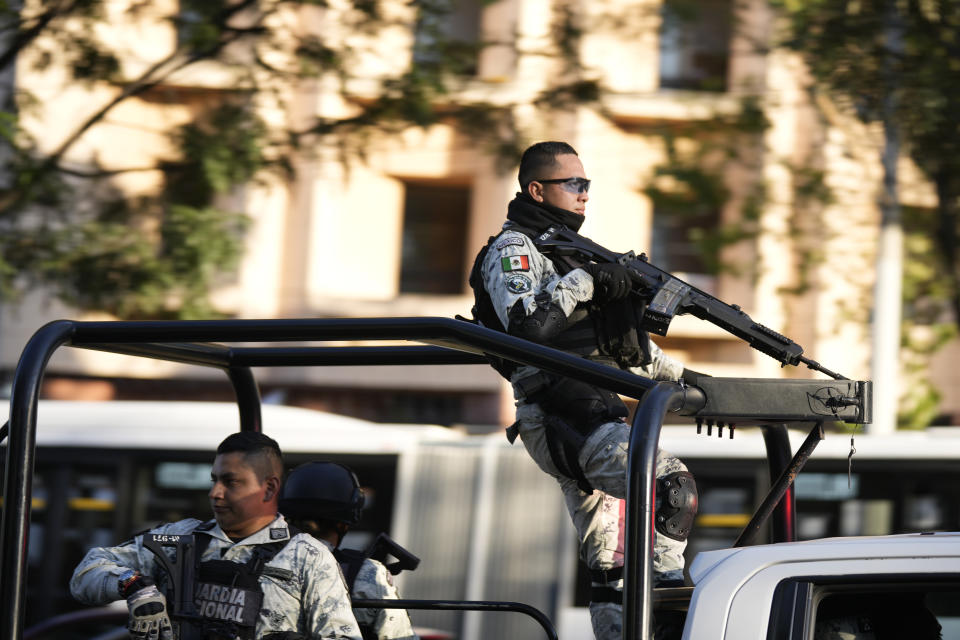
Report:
799,356,846,381
535,225,850,381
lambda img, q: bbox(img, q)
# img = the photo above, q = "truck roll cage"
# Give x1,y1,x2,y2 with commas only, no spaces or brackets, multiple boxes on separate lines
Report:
1,316,872,640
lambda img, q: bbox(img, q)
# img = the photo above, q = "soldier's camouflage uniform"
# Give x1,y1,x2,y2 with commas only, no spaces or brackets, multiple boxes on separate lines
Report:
70,514,362,639
318,539,418,640
481,225,691,640
350,556,418,640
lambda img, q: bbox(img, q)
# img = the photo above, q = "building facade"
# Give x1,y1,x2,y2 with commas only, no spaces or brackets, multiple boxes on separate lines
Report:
2,0,958,429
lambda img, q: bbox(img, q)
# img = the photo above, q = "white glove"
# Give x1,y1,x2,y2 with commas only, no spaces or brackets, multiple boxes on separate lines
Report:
126,583,174,640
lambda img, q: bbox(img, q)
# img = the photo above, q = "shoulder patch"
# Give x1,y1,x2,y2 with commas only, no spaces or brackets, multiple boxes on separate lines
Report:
505,274,532,294
495,236,525,250
501,255,530,272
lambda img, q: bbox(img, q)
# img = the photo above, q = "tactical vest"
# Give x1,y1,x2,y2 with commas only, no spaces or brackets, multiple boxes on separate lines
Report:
468,223,652,378
469,224,656,493
180,523,298,640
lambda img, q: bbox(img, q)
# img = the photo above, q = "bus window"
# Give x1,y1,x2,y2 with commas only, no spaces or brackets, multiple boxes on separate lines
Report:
26,457,127,626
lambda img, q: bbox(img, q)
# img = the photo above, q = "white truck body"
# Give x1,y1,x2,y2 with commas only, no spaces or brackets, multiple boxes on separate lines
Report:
681,532,960,639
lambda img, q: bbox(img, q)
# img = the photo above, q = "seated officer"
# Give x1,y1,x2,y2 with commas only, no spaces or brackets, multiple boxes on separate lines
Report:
814,592,941,640
280,461,419,640
70,432,361,640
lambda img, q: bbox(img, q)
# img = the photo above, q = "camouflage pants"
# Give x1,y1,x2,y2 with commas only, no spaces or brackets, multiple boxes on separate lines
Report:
515,402,689,640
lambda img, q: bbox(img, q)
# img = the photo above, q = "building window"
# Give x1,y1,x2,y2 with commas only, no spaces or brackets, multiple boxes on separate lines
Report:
413,0,483,75
399,182,471,294
176,1,206,49
658,0,732,92
650,205,720,277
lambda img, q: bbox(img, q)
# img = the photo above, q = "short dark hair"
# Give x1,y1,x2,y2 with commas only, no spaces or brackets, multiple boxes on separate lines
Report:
518,141,579,191
216,431,283,482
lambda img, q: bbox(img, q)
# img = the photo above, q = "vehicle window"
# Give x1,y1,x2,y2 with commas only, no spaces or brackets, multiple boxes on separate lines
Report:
813,588,960,640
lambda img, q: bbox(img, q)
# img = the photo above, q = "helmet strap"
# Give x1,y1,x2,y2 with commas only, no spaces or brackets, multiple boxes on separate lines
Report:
334,521,350,548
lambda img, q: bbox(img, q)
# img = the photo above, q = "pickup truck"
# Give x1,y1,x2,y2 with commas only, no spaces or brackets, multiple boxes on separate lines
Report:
663,531,960,639
3,316,955,640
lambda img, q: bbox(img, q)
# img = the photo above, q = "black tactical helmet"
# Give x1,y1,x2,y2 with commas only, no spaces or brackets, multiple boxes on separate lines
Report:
279,461,365,525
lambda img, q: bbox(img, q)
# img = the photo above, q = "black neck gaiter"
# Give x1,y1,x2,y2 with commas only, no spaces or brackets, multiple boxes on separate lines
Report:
506,192,585,234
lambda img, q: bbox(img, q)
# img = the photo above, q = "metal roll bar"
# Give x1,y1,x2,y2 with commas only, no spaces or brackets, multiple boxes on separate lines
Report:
2,315,868,639
352,599,559,640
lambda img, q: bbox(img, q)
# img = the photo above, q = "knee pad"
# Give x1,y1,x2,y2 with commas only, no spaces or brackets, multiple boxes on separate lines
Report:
655,471,698,541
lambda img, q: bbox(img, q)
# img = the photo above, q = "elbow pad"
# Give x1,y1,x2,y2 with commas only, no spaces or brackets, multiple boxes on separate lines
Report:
507,298,568,342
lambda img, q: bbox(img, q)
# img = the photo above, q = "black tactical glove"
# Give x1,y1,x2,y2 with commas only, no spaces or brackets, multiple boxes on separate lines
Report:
583,262,632,304
125,577,173,640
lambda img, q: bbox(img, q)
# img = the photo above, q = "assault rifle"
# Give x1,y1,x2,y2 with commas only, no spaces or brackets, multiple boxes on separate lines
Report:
143,533,199,634
534,225,846,380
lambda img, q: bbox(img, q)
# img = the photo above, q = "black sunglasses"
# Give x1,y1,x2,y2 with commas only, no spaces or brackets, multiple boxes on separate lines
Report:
536,177,591,194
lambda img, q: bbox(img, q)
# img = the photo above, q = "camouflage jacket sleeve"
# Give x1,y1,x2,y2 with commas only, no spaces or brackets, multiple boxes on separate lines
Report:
630,339,685,381
292,535,363,640
69,519,203,605
351,559,418,640
481,229,594,333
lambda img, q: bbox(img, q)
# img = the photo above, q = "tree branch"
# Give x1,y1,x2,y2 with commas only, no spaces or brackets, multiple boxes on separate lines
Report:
56,164,171,178
48,25,258,164
0,0,76,73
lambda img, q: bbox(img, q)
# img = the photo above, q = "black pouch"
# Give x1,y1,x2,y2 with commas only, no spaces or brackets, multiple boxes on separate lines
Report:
539,377,628,436
544,414,594,493
594,298,652,368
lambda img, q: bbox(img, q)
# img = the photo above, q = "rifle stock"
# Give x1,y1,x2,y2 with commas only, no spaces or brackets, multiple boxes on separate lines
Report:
366,532,421,575
534,225,845,380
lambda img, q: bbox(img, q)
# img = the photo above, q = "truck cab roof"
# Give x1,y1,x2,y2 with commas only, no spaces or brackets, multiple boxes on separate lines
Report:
684,532,960,639
690,531,960,584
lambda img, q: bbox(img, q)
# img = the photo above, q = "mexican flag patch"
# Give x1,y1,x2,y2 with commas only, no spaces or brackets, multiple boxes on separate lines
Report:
501,255,530,272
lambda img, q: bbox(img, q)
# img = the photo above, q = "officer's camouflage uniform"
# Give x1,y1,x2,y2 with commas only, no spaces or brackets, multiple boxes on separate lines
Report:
350,557,418,640
318,539,418,640
70,514,362,639
479,223,691,640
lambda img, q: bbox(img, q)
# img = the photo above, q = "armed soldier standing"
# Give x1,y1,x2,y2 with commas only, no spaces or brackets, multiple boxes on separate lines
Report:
468,141,702,640
70,432,361,640
280,461,419,640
